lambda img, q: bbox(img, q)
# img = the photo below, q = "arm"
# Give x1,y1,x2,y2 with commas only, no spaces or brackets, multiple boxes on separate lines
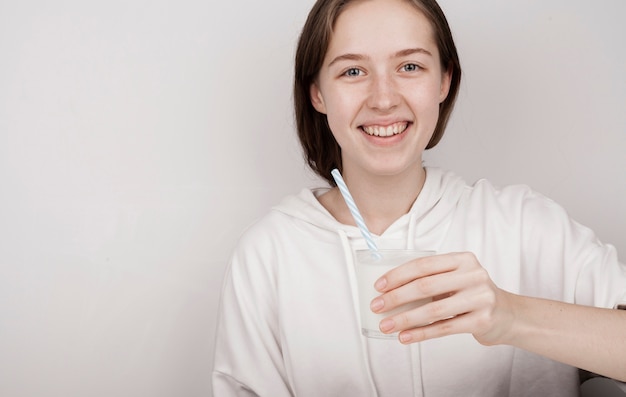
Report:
502,293,626,382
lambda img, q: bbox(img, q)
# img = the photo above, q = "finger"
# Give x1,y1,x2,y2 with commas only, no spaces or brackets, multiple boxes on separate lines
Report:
389,287,501,342
376,252,467,292
382,292,476,334
373,269,472,313
396,312,478,344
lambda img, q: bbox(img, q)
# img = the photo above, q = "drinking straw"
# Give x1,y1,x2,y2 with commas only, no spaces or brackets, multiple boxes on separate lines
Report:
331,168,380,257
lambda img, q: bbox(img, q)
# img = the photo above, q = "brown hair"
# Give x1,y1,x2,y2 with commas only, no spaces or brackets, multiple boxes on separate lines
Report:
294,0,462,186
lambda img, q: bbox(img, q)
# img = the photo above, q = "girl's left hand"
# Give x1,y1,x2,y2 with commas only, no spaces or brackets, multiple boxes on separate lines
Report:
371,252,517,345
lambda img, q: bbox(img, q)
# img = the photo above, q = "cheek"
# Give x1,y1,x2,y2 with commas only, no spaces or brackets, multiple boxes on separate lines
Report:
325,114,351,148
324,94,358,129
324,109,357,151
409,84,445,115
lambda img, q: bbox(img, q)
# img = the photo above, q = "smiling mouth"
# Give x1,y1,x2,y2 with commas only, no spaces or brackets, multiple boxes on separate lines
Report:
361,122,409,137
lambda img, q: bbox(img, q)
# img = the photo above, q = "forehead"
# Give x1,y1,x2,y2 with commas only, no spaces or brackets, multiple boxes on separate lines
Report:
326,0,438,61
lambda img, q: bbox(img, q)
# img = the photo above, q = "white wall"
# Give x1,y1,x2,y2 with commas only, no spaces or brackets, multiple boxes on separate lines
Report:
0,1,623,396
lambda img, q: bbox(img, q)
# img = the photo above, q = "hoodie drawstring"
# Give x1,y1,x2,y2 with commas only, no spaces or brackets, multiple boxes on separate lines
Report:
338,229,378,396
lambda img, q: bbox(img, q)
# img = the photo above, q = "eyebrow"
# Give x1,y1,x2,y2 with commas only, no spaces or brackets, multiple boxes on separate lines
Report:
327,47,433,68
396,47,433,58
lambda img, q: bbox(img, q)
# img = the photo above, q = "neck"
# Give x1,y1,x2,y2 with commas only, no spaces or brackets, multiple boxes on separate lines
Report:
326,165,427,235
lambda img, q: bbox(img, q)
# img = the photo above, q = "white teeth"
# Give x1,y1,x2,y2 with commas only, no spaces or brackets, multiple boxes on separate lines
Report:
362,122,408,137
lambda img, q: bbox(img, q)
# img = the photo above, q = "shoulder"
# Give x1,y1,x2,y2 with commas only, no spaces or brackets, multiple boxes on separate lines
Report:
233,204,296,257
225,194,303,286
463,175,563,217
232,187,333,257
436,170,577,237
464,177,597,251
425,166,566,212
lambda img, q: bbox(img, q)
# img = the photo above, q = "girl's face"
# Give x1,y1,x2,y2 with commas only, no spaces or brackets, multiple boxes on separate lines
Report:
310,0,451,180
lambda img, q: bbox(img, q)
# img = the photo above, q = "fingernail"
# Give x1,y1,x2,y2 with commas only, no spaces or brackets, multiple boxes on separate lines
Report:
380,318,395,333
374,277,387,291
399,332,412,343
370,298,384,312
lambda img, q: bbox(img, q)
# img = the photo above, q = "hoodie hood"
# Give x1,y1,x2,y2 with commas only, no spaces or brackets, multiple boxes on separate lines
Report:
272,167,468,250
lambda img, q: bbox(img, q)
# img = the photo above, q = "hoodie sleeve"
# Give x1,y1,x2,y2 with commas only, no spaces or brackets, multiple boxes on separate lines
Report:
518,188,626,309
212,228,293,397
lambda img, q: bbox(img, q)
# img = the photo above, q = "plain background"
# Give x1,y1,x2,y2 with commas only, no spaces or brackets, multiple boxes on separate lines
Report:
0,0,624,396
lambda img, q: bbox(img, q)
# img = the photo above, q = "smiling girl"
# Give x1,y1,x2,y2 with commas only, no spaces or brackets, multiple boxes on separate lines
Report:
213,0,626,395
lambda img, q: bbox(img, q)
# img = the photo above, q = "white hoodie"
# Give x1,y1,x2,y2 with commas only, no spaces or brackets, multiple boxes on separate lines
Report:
212,167,626,397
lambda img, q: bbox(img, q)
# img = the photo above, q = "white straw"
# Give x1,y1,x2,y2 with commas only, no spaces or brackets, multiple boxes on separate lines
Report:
331,169,380,256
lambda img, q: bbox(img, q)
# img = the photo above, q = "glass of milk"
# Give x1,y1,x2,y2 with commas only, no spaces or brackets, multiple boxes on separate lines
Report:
355,249,435,339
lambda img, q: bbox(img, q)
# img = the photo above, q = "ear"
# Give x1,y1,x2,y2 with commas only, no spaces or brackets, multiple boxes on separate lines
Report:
439,66,453,103
310,82,327,114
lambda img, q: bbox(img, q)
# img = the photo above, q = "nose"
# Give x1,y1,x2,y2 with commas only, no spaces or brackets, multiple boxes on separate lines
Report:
367,72,400,112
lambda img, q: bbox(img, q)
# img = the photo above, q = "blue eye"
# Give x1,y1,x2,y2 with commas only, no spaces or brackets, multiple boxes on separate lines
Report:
402,63,421,72
344,68,362,77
